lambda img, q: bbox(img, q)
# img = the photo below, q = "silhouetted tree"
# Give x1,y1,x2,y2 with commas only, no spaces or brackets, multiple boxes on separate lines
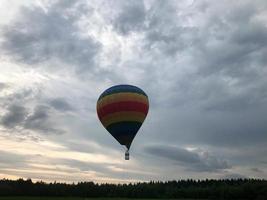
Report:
0,178,266,199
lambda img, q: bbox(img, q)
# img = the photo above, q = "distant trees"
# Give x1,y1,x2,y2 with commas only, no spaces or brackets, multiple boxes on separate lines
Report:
0,178,266,199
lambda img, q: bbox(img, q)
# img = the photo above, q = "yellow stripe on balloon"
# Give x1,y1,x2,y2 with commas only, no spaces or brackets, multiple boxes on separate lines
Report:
97,92,148,110
101,111,146,128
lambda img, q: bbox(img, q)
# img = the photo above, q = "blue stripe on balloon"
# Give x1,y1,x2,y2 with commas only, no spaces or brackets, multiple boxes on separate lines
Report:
99,85,147,100
106,121,142,146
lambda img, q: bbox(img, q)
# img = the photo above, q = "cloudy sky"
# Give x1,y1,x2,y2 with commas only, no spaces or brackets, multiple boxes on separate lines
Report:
0,0,267,183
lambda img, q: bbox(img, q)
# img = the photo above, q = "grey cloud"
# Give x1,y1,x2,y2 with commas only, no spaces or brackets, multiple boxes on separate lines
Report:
26,105,49,122
112,0,196,55
193,3,267,79
1,1,101,73
2,87,41,108
108,2,267,181
62,141,96,154
24,105,65,135
1,0,267,181
145,145,230,172
0,86,69,135
0,152,154,182
145,1,198,55
49,98,73,112
111,0,267,107
52,157,154,181
1,104,27,128
221,173,247,180
145,104,267,149
145,145,200,163
0,83,7,91
0,150,28,168
50,158,107,173
225,1,260,24
251,167,264,173
145,26,196,56
113,0,146,35
144,1,267,148
206,93,260,112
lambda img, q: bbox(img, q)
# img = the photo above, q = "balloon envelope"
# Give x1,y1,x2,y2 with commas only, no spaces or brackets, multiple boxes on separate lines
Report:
97,84,149,149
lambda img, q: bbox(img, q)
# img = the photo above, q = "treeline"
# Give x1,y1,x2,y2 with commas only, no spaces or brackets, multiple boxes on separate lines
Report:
0,178,266,199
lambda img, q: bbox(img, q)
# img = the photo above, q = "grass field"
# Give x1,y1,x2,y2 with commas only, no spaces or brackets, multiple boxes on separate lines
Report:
0,198,85,200
0,198,149,200
0,198,157,200
0,198,84,200
0,198,198,200
0,198,150,200
0,198,189,200
0,198,206,200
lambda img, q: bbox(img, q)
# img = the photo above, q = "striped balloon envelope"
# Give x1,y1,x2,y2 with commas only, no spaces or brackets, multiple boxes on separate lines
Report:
97,85,149,156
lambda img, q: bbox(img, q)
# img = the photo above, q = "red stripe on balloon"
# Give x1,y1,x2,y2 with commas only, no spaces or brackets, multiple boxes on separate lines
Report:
97,101,149,120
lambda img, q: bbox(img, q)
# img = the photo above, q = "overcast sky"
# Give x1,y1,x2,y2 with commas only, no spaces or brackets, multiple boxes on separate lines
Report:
0,0,267,183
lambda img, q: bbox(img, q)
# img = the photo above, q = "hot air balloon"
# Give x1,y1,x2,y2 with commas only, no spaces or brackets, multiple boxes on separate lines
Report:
96,84,149,160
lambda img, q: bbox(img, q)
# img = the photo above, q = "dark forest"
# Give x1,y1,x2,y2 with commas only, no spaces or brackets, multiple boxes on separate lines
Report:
0,178,266,199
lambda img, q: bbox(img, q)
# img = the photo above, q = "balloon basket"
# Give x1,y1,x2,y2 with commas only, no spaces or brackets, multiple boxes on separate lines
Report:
125,150,129,160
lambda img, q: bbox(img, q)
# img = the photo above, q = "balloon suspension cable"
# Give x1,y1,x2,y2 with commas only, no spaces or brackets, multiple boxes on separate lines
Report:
125,148,130,160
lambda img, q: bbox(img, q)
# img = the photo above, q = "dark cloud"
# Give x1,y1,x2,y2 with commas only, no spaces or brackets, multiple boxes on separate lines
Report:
1,104,27,128
144,145,230,172
0,85,71,135
0,102,65,135
1,87,42,108
145,145,200,163
49,98,73,112
1,1,101,73
24,105,65,135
